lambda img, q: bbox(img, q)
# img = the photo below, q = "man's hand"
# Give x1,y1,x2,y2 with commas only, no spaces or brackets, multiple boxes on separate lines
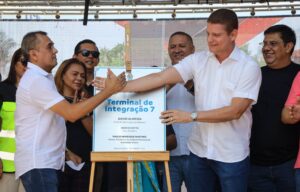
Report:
160,110,192,125
92,77,106,90
103,69,126,95
0,158,3,179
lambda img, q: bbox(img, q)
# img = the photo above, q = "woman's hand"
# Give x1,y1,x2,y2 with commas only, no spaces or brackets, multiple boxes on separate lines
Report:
92,77,106,90
92,69,127,94
65,149,82,165
73,89,90,104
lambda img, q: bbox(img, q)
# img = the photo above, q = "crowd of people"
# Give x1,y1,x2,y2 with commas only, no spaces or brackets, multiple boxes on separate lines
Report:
1,8,300,192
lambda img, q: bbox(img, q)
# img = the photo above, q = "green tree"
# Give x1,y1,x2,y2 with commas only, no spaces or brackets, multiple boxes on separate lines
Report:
240,43,265,67
0,31,17,78
99,43,124,67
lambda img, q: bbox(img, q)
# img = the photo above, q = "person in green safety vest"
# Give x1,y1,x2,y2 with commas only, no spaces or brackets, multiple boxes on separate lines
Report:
0,48,26,192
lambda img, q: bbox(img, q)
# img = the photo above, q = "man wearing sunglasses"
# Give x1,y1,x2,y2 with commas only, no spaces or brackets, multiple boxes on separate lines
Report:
73,39,106,191
73,39,100,96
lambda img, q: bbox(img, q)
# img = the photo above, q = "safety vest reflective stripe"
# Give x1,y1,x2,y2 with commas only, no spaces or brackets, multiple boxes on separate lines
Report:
0,130,15,138
0,151,14,161
0,101,17,172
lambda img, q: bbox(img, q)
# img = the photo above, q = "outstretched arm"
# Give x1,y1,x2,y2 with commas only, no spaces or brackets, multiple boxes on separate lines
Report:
51,69,126,122
123,67,183,92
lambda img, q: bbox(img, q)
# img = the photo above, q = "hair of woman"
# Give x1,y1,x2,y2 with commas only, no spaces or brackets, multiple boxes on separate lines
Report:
54,58,87,95
3,48,26,85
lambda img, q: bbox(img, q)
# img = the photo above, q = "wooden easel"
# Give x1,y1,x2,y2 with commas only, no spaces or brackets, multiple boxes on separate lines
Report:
89,151,172,192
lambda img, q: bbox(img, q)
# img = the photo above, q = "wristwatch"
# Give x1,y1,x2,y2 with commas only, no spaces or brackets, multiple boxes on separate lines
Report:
190,112,197,121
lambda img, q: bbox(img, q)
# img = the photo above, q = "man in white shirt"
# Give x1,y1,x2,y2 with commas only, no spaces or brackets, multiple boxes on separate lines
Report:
121,9,261,192
164,31,195,192
14,31,126,192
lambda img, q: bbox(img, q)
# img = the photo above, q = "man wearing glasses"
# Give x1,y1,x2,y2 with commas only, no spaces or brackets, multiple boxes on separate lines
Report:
73,39,100,96
249,25,300,191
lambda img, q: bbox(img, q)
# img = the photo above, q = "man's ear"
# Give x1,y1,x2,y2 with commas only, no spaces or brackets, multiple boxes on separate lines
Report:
230,29,238,41
192,45,195,53
29,49,38,63
285,42,294,54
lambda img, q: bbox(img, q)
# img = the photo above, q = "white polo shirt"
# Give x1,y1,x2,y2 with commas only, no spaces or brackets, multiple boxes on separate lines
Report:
15,62,66,178
174,46,261,163
167,84,195,156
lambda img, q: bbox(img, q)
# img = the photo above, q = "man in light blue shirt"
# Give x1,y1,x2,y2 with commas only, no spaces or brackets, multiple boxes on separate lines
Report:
164,31,195,192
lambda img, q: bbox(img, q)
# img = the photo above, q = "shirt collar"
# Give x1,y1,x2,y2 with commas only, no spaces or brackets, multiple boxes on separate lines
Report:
27,62,51,77
208,45,240,62
227,46,240,61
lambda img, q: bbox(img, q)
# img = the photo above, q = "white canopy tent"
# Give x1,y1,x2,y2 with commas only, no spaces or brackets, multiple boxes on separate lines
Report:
0,0,299,78
0,0,299,20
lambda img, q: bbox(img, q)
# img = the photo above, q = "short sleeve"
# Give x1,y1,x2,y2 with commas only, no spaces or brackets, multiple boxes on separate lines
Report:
29,76,64,110
174,52,206,84
285,72,300,106
233,61,262,103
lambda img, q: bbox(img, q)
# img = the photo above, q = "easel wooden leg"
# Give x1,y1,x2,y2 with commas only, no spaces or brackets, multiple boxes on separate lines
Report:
90,152,171,192
89,161,96,192
164,161,172,192
127,162,134,192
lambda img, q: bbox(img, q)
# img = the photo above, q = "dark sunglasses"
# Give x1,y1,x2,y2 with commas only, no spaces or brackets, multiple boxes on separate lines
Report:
78,49,100,58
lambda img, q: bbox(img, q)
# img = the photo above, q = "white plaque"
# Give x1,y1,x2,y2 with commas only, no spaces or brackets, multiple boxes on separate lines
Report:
93,67,166,152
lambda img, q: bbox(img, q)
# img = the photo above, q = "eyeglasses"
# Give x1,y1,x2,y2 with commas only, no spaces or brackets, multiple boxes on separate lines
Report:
78,49,100,58
259,41,283,48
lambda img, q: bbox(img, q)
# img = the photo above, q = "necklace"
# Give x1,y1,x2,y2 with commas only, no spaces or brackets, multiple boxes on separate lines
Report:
64,95,74,101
